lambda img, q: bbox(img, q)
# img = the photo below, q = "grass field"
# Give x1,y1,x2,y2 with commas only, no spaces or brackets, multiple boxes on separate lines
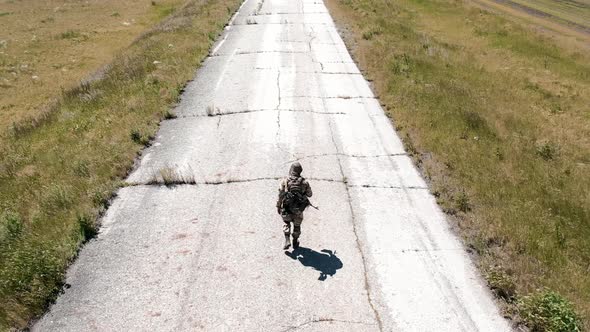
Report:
0,0,242,329
325,0,589,329
0,0,181,131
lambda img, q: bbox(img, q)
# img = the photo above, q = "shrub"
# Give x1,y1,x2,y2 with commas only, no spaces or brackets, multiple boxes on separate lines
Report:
77,214,97,241
455,191,470,212
130,129,142,144
130,129,152,146
1,211,24,243
519,289,582,332
485,266,516,302
536,141,559,161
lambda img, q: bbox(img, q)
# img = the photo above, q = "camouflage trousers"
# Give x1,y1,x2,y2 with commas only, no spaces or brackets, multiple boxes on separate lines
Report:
282,213,303,239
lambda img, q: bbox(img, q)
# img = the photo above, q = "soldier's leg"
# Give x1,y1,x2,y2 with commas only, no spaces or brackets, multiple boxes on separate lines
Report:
291,214,303,249
282,215,292,250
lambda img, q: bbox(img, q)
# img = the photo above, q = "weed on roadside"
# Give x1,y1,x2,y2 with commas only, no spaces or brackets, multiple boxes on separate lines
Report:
518,289,582,332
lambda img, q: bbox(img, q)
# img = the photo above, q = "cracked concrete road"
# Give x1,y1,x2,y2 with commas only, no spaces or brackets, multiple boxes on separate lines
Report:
34,0,511,331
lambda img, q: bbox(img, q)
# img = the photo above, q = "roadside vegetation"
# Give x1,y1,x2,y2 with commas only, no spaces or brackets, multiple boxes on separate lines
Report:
326,0,589,329
0,0,242,329
0,0,181,130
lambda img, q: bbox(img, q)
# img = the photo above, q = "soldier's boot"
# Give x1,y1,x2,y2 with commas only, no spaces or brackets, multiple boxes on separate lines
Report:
292,237,300,249
292,225,301,249
283,234,291,250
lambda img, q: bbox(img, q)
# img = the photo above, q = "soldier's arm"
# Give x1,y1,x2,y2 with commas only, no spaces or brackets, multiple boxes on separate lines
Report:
304,181,313,197
277,180,286,207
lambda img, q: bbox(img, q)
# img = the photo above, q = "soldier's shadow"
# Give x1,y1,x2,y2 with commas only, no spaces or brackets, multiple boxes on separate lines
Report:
285,247,343,281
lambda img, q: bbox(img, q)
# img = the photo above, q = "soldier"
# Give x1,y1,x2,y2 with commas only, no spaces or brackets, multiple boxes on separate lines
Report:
277,162,313,250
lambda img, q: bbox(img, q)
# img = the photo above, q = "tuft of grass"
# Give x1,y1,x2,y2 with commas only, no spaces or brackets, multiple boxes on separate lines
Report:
362,25,383,40
72,160,91,177
0,0,242,329
0,211,23,244
206,104,221,116
163,110,177,119
77,214,97,241
454,191,471,213
519,289,582,332
536,141,559,161
57,30,85,40
130,129,153,146
148,167,196,186
485,266,517,302
326,0,590,326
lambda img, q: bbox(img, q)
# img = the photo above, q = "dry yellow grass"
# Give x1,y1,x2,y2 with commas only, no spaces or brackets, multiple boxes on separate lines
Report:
0,0,181,130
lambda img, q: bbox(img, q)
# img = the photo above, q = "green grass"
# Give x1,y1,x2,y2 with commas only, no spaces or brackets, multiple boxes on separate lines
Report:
519,289,583,332
0,0,241,329
58,30,83,40
327,0,589,328
152,2,177,20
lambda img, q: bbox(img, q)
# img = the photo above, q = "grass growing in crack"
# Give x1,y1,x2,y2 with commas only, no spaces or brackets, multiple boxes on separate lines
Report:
0,0,242,329
326,0,590,326
148,167,196,186
206,104,221,116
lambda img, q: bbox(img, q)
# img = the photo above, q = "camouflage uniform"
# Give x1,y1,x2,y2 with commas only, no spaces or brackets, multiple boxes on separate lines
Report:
277,162,313,249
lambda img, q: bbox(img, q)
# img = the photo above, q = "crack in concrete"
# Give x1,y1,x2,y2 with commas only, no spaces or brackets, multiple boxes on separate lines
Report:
209,50,307,58
257,67,360,75
239,11,330,16
232,22,331,26
127,176,427,190
319,60,356,64
284,152,406,164
326,113,384,331
288,95,377,100
126,176,360,187
127,176,282,187
401,248,465,253
252,0,265,16
276,70,281,110
173,108,345,119
304,26,325,71
347,184,428,190
307,26,317,53
279,318,376,332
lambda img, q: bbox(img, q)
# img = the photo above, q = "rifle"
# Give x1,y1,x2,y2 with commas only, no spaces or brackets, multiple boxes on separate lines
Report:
308,200,319,210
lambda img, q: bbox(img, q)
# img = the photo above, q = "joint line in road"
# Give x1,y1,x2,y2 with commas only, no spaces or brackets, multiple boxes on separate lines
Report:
209,50,308,57
172,108,346,119
125,177,427,191
287,95,378,100
284,152,408,164
231,22,331,26
254,67,361,75
279,318,377,332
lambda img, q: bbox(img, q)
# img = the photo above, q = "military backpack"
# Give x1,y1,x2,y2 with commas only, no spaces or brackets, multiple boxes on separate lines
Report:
282,177,310,214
